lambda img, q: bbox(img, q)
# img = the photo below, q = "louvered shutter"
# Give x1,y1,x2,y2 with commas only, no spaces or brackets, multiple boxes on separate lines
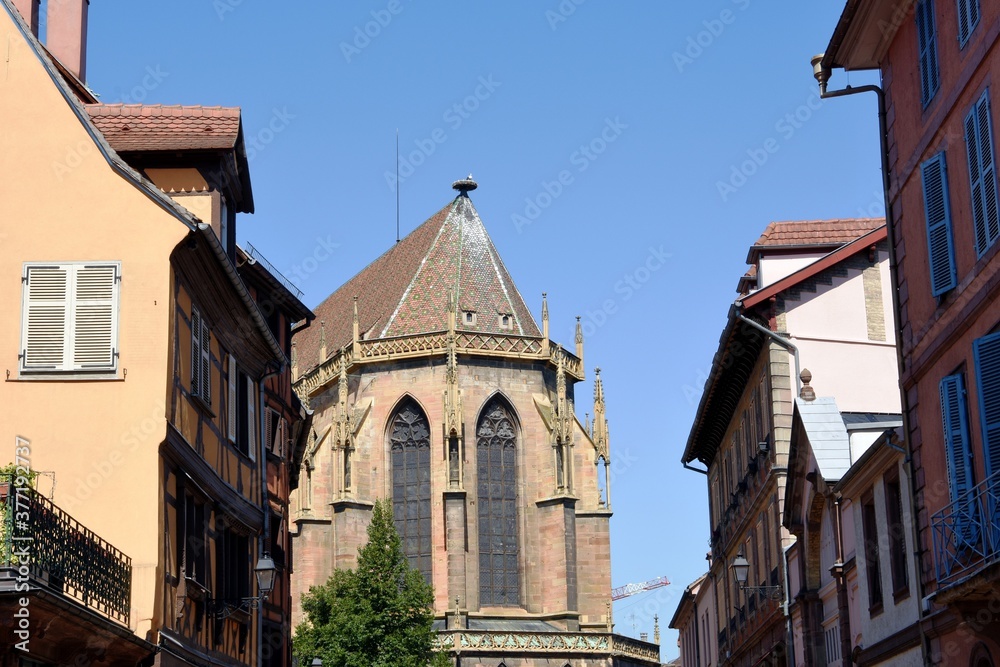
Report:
940,373,979,547
916,1,940,106
73,265,118,369
967,90,1000,255
247,376,257,461
228,355,238,442
191,308,202,395
957,0,980,46
200,318,211,404
941,374,975,501
922,153,958,295
263,409,274,455
21,265,69,370
21,263,119,373
974,332,1000,481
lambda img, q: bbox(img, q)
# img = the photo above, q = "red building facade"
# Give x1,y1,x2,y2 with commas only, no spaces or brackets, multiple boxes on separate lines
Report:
821,2,1000,664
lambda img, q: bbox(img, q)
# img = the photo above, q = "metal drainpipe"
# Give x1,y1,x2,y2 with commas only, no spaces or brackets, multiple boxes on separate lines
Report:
814,67,929,665
735,312,801,395
833,494,853,666
258,361,283,667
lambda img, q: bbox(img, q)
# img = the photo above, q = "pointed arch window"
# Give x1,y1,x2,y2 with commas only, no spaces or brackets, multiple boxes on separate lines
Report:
390,398,432,583
477,398,520,607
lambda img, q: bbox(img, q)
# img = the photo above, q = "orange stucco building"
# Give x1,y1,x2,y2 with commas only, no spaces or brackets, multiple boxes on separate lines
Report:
0,1,310,665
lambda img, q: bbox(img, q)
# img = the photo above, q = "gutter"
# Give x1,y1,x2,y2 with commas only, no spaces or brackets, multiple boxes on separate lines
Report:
811,60,929,666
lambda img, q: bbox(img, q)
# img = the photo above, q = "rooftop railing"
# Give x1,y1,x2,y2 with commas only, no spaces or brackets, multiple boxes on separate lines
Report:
0,474,132,624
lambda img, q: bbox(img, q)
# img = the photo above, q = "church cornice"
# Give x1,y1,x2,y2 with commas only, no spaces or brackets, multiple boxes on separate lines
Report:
294,330,584,399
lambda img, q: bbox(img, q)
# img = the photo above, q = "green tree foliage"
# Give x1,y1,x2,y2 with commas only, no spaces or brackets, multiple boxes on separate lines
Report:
293,499,450,667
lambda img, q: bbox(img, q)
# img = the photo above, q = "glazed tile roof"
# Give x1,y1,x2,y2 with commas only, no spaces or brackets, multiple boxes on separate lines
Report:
746,218,884,263
295,194,541,375
85,104,242,152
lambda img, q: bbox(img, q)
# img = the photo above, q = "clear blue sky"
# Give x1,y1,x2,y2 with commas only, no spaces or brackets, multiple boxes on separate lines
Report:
86,1,881,659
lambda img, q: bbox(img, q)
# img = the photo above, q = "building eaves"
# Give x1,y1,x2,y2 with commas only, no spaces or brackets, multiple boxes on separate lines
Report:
821,0,911,72
680,305,768,466
740,226,887,310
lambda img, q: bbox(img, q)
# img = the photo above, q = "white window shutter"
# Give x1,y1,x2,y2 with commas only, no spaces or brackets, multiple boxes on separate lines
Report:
200,319,211,404
247,376,257,461
228,355,238,442
191,308,202,394
72,265,118,369
22,265,69,370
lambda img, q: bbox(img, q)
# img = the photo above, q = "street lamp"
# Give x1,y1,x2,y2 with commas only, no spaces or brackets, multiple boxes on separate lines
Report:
730,550,782,600
211,553,278,619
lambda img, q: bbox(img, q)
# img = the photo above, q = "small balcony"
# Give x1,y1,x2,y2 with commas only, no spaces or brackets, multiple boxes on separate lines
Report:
931,469,1000,588
0,475,133,624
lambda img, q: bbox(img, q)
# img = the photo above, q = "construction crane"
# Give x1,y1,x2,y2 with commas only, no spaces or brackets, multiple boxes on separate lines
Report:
610,575,670,601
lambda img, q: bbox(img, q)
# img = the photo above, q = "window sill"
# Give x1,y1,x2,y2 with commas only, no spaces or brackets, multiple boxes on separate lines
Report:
868,602,884,619
892,586,910,604
10,372,122,382
190,394,216,419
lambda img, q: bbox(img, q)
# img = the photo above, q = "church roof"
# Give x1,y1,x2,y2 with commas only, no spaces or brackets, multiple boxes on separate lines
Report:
296,190,541,375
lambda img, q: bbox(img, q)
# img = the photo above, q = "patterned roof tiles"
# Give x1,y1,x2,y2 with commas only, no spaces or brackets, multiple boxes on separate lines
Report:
295,195,540,375
746,218,885,263
86,104,242,152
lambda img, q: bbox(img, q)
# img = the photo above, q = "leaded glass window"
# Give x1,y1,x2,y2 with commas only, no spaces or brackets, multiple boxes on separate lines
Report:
390,398,432,583
477,398,520,606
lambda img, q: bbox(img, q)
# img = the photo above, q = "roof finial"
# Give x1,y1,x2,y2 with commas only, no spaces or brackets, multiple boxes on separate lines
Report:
799,369,816,401
575,316,584,367
452,174,478,196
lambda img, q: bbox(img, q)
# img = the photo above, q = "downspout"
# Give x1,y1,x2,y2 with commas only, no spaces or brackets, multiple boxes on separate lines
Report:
833,494,853,667
735,310,799,664
258,361,282,667
811,58,929,666
735,313,801,396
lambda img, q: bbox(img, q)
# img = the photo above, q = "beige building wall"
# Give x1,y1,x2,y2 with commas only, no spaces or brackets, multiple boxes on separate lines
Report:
0,4,193,639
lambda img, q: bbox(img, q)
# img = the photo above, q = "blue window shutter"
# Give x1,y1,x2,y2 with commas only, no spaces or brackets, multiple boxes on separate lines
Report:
922,153,958,295
940,374,975,502
967,90,1000,255
974,331,1000,480
957,0,981,46
917,1,940,106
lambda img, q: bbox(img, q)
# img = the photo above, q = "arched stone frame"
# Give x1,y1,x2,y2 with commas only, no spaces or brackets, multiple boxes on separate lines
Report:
972,643,996,667
473,392,524,608
385,394,433,584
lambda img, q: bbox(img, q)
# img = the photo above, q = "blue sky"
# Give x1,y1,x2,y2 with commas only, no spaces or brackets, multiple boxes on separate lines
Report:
85,1,881,659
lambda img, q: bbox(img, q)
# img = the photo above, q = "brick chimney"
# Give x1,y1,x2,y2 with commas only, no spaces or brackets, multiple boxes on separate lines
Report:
46,0,89,82
11,0,40,36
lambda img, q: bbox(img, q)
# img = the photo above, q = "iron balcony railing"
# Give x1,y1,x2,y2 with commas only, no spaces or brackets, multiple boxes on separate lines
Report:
0,474,132,624
931,468,1000,586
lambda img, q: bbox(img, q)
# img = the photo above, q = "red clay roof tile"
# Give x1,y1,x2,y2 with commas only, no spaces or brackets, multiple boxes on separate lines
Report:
85,104,241,153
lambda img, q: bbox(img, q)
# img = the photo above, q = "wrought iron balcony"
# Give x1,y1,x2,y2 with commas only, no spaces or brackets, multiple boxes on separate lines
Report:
0,475,132,624
931,468,1000,587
